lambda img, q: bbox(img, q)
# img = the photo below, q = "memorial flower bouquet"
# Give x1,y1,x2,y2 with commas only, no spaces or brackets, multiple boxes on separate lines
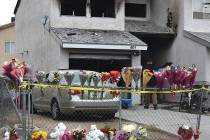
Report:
35,71,46,83
130,67,142,89
31,131,48,140
79,71,88,99
64,71,75,86
177,125,193,140
72,129,86,140
121,67,133,88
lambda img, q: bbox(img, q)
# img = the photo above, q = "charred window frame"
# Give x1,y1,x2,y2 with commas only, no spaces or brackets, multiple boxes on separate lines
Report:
125,3,147,18
60,0,86,16
90,0,115,18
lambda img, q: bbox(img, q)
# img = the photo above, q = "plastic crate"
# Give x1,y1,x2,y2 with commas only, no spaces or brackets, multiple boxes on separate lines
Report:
121,99,132,109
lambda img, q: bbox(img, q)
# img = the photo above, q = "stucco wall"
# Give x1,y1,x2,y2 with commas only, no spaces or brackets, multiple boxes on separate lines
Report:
150,0,168,27
15,0,61,72
150,0,179,29
205,46,210,82
149,0,209,102
50,0,125,31
184,0,210,32
0,24,15,74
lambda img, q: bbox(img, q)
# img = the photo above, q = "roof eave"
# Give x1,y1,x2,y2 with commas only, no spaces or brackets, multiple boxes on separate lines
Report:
183,30,210,48
0,22,15,30
14,0,21,14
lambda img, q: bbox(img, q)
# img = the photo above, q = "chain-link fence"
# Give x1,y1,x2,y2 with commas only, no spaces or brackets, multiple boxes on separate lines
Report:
0,77,22,139
1,76,209,140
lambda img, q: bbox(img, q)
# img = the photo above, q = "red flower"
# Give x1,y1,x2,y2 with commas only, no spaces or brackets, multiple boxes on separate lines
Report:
178,126,193,140
101,72,111,82
110,71,121,83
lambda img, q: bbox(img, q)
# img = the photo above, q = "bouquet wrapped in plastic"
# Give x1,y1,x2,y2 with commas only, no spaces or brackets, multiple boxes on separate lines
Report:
2,59,30,83
32,130,48,140
177,125,193,140
101,72,111,86
121,67,133,88
92,72,101,99
130,67,142,89
35,71,46,83
72,128,86,140
154,71,165,90
79,71,88,99
47,71,61,84
110,70,121,88
164,65,176,89
79,71,88,87
87,71,94,99
183,65,197,89
64,71,75,86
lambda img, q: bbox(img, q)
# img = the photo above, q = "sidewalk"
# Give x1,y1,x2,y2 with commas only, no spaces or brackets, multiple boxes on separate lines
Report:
116,106,210,140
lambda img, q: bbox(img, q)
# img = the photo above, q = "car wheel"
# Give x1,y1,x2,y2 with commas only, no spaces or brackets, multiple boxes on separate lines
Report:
51,100,60,120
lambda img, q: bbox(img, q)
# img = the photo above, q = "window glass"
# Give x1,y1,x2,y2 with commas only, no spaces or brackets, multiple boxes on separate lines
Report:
91,0,115,18
125,3,146,18
4,42,15,55
61,0,86,16
10,42,15,54
193,0,210,19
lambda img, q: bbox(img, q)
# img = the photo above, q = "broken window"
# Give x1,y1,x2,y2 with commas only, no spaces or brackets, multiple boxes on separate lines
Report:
60,0,86,16
91,0,115,18
125,3,146,18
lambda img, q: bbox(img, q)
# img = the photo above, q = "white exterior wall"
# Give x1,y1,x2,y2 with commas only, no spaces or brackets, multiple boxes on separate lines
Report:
184,0,210,32
50,0,125,31
150,0,209,102
205,47,210,82
15,0,61,72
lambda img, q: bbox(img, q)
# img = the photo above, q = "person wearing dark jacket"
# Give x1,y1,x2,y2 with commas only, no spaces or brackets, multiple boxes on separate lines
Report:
142,60,158,109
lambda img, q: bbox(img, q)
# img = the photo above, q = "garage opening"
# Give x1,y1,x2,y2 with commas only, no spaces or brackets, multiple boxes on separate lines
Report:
69,59,131,72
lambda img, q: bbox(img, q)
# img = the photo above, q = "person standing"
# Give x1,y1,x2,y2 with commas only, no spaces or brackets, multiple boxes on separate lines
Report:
142,60,158,109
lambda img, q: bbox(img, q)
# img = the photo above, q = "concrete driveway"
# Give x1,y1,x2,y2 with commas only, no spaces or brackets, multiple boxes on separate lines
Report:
116,106,210,140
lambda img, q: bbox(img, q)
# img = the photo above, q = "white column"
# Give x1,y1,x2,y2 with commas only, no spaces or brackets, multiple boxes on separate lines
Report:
131,52,141,105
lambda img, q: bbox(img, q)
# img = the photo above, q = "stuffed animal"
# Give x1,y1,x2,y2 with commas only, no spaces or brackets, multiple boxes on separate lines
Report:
86,125,105,140
49,122,72,140
3,130,9,140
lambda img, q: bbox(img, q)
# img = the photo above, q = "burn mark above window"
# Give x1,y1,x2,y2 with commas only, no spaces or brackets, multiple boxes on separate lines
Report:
60,0,86,16
90,0,115,18
125,3,146,18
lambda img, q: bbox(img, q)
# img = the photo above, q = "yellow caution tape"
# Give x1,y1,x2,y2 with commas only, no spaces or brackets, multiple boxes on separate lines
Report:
19,83,208,94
